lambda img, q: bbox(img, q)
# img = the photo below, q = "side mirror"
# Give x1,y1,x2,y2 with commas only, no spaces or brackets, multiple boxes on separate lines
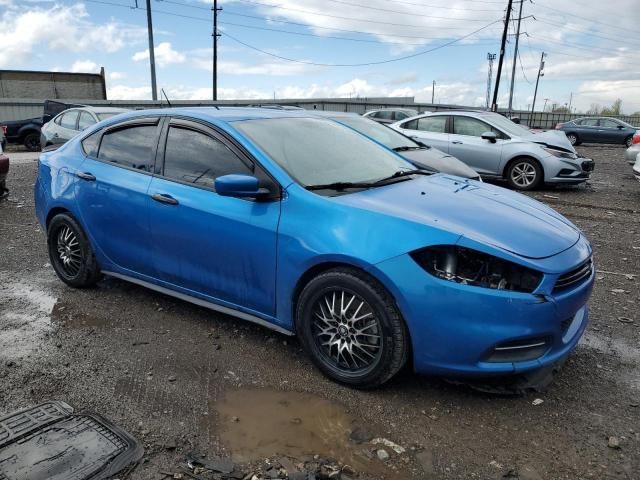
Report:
215,174,270,199
481,131,497,143
617,125,625,129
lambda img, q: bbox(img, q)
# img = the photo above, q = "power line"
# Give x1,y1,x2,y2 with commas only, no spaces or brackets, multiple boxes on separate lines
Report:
221,19,502,67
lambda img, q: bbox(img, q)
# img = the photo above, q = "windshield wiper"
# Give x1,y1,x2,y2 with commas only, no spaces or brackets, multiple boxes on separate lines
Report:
305,169,431,191
305,181,376,191
393,145,421,152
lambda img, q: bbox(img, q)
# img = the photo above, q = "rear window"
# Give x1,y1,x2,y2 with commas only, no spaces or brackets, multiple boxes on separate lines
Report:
98,124,157,172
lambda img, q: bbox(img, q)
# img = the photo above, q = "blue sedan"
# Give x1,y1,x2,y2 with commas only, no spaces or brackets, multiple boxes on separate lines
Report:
556,117,638,147
35,108,594,388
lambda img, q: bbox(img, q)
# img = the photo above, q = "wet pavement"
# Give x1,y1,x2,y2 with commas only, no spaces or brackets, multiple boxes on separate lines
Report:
1,145,639,479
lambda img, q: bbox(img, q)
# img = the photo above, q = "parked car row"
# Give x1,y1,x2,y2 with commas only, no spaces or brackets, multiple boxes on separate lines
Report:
37,107,594,388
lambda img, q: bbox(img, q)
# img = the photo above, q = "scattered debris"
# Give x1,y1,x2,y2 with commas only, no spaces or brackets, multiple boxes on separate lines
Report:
543,194,559,199
349,427,372,444
376,449,390,461
607,436,621,449
532,398,544,406
371,437,406,454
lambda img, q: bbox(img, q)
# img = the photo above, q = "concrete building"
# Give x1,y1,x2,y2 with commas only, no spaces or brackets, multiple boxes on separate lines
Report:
0,68,107,100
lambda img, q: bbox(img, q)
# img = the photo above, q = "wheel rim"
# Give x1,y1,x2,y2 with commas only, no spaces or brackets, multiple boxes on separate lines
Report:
511,162,537,187
25,135,39,150
55,225,82,277
626,137,632,147
312,289,382,372
568,135,577,145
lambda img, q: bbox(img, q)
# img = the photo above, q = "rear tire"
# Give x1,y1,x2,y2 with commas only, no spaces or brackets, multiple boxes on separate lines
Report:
48,213,101,288
506,157,543,191
23,132,40,152
566,133,579,146
625,135,633,148
296,267,409,389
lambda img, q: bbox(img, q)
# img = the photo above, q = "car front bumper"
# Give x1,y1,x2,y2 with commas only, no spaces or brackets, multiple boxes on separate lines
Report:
544,155,594,184
374,240,594,378
625,145,640,165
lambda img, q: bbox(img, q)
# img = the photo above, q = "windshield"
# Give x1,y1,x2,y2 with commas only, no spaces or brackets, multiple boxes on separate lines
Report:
234,117,414,187
481,113,532,137
96,112,121,121
332,116,419,150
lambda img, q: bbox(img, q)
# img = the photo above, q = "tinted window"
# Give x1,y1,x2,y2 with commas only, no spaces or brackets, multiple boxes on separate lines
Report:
452,116,494,137
163,126,252,189
375,111,394,120
417,116,447,133
395,111,409,120
581,119,599,126
600,119,620,128
78,111,96,130
98,124,157,172
401,119,418,130
97,112,121,121
60,111,79,130
81,131,101,157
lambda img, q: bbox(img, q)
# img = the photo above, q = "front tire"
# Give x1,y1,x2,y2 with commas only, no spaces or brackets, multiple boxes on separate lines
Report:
566,133,579,146
296,267,409,388
506,157,543,191
48,213,101,288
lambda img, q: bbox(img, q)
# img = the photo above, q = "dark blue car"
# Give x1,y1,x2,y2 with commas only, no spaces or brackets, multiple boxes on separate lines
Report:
556,117,638,147
35,108,595,388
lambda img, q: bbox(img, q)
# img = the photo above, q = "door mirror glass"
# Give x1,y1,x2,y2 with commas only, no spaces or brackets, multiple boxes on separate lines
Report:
481,131,497,143
215,174,269,199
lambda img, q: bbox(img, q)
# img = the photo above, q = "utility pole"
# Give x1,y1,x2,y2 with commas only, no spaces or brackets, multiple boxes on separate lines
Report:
568,92,573,112
432,80,435,104
507,0,524,114
145,0,157,101
486,53,496,110
530,51,546,117
491,0,514,112
212,0,222,101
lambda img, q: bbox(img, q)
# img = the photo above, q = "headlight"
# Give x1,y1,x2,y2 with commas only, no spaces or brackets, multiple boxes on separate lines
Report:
543,147,578,159
410,246,542,293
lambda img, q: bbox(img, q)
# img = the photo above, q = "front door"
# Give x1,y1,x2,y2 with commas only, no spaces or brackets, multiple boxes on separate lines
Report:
76,118,161,276
448,115,504,176
598,119,626,143
148,119,281,317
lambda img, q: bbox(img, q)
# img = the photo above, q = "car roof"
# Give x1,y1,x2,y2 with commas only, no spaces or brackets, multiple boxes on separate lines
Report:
367,108,417,112
309,111,361,118
97,106,326,124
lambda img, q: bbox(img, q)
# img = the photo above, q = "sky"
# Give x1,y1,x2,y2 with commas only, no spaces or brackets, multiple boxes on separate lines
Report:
1,0,639,113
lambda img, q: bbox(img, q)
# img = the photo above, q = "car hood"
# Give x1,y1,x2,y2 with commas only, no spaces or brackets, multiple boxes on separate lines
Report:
521,130,576,152
400,148,480,179
334,175,580,259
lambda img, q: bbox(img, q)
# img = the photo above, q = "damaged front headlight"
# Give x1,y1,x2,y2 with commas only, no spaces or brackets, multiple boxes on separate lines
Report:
410,246,542,293
543,146,578,159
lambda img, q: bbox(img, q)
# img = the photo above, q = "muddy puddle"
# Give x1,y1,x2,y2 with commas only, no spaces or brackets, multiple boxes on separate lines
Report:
0,278,57,360
217,388,405,477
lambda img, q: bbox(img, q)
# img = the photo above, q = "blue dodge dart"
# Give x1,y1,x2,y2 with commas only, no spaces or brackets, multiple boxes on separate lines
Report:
35,108,595,388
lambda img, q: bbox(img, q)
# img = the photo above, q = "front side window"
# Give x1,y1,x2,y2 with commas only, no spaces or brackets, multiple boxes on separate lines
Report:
60,111,79,130
234,117,414,187
98,124,157,172
600,119,620,128
452,116,494,137
163,126,252,189
78,111,96,130
417,116,447,133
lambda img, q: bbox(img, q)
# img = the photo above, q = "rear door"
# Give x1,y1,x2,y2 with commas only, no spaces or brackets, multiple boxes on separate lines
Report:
75,117,161,276
53,110,80,144
147,118,281,316
396,115,450,152
448,115,504,175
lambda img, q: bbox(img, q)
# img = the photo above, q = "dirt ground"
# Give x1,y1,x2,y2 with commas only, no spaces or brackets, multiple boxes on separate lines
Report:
0,145,638,479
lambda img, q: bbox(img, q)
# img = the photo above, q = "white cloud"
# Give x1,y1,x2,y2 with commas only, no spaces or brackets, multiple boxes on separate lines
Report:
132,42,186,67
70,60,100,73
0,4,146,67
109,71,128,81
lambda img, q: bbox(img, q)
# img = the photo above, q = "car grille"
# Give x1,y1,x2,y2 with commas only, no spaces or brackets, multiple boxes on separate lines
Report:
581,161,594,172
554,258,593,292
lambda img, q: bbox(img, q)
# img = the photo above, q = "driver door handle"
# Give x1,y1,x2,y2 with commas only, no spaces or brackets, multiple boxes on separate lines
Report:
76,172,96,181
152,193,179,205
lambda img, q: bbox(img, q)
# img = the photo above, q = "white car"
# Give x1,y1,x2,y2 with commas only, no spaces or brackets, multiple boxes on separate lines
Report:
391,110,594,190
633,153,640,183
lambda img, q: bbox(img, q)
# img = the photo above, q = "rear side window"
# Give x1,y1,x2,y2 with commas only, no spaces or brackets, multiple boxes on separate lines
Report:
581,119,598,126
81,131,100,157
78,111,96,130
163,126,252,189
98,124,157,172
60,111,79,130
375,111,394,120
417,116,447,133
395,111,409,120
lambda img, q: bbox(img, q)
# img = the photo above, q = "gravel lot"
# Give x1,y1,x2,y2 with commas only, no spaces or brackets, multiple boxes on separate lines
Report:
0,145,638,479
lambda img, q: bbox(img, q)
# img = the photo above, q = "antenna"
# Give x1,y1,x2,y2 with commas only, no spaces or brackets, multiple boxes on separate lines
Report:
161,88,172,107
